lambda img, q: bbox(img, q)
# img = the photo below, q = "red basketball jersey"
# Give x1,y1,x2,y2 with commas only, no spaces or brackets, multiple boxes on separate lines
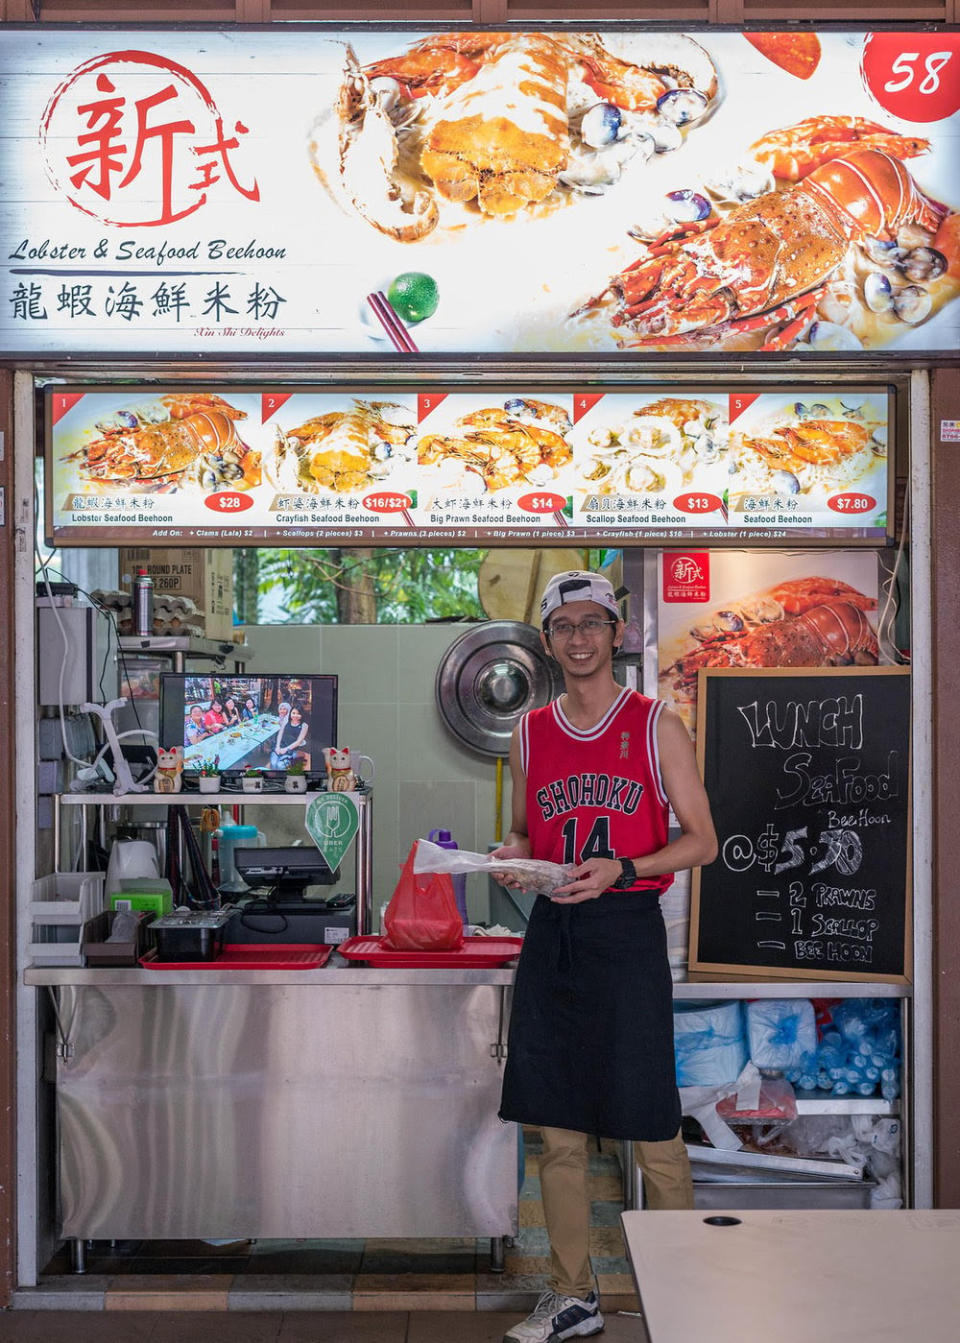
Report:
519,688,672,893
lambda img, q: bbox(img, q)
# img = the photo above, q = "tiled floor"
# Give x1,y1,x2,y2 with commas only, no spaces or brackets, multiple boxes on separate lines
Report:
23,1133,644,1326
0,1310,651,1340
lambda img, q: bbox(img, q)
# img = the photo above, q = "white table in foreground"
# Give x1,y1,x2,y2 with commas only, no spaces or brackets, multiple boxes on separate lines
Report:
621,1209,960,1343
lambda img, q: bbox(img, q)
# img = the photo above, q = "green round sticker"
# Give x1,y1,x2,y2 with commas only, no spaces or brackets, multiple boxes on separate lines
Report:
305,793,359,870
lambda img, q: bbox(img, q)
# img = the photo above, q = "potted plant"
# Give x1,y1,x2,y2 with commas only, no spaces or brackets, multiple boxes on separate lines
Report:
197,755,221,794
241,766,263,794
284,760,308,794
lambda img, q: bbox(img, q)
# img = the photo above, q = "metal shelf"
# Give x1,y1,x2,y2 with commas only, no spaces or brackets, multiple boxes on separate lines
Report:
793,1089,900,1116
673,979,910,999
58,790,363,806
118,635,252,661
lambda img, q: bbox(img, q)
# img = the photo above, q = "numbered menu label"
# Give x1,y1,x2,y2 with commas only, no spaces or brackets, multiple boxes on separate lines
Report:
691,667,911,983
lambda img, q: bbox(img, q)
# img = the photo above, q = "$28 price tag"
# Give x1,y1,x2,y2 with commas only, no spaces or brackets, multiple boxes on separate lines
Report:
861,33,960,123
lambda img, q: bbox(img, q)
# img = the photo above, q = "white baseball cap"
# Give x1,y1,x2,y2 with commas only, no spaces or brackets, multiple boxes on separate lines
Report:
540,570,620,625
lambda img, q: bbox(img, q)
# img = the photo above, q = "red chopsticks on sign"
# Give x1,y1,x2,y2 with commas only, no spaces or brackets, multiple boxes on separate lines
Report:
366,292,419,354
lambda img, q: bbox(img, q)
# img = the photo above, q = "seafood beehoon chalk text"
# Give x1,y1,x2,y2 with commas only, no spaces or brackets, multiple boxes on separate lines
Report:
692,669,910,980
9,238,286,265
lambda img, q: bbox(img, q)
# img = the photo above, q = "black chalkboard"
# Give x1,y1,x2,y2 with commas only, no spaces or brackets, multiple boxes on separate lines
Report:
691,667,911,982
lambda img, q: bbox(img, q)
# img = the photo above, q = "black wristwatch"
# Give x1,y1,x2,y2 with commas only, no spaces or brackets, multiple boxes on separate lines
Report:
611,858,637,889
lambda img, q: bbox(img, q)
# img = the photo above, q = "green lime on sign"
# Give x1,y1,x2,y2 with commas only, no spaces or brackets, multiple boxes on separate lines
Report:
305,794,359,872
388,272,439,324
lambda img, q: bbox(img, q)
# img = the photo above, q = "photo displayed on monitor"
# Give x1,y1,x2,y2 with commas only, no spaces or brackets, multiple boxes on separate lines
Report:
159,674,337,774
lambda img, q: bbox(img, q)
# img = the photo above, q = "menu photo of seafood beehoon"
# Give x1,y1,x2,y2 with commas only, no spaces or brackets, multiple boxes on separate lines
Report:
414,395,574,527
728,391,890,532
652,550,884,737
570,393,728,529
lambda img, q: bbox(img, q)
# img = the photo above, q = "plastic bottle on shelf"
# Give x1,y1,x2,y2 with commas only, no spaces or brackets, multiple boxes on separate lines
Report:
132,568,154,636
428,827,468,927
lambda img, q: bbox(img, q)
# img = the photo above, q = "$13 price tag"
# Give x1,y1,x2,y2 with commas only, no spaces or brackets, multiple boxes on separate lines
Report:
861,32,960,123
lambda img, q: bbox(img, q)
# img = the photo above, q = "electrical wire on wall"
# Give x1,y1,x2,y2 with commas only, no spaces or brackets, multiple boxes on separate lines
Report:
878,483,910,665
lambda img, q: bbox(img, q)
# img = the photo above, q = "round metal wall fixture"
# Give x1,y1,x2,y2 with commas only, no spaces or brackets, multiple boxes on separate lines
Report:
435,621,563,758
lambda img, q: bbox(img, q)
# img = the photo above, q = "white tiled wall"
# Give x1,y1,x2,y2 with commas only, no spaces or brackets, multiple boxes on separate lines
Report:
241,622,508,926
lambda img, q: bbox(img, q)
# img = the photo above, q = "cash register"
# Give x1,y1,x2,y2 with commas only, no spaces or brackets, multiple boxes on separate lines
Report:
227,846,356,946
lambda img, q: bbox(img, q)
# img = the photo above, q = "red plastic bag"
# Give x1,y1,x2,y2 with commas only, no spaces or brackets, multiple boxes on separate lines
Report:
383,844,464,952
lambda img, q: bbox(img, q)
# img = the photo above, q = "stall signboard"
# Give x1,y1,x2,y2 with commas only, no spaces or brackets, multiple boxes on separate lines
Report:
45,384,893,545
691,667,911,983
4,29,960,358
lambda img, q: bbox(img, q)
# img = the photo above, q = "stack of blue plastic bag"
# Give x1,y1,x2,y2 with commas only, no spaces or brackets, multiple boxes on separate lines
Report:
782,999,901,1099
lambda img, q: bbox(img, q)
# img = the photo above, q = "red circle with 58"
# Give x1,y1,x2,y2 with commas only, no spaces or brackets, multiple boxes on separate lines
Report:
861,32,960,123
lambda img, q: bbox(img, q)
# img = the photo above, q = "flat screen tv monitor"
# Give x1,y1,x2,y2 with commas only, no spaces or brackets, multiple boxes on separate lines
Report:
159,673,337,775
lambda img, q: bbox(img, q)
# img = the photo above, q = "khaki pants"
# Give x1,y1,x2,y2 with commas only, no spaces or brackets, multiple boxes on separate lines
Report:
538,1125,693,1299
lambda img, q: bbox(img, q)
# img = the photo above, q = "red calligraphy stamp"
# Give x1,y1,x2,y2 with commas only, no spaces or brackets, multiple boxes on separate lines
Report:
40,49,259,227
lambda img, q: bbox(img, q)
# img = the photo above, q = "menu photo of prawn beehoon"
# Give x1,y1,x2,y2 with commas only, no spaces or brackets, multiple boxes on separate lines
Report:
652,550,884,737
414,394,574,526
570,393,728,528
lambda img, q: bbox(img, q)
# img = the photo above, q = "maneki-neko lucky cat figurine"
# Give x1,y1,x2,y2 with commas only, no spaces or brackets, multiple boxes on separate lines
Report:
323,745,356,792
154,745,184,793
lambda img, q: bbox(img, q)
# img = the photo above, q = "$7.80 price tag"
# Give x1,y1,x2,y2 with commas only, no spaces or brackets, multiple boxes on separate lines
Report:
861,33,960,123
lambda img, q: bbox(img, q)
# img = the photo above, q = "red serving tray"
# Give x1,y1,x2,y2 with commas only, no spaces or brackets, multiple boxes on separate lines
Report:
336,935,523,968
140,943,334,970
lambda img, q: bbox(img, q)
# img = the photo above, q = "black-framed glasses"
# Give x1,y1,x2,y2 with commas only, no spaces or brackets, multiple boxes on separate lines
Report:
548,617,616,640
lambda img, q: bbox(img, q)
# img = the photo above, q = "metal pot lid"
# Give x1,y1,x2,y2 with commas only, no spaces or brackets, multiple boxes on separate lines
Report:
435,621,563,758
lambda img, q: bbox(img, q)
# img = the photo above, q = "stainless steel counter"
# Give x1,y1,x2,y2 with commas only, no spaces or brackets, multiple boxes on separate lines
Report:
40,973,519,1244
26,964,909,1247
25,965,910,996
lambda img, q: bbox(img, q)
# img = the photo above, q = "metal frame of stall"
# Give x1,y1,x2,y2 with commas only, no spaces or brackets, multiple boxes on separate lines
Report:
11,365,935,1288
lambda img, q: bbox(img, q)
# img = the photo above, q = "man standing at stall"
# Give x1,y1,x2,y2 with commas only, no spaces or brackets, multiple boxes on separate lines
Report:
495,569,717,1343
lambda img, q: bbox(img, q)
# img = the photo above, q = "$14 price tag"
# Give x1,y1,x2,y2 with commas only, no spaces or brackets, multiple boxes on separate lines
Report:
861,32,960,123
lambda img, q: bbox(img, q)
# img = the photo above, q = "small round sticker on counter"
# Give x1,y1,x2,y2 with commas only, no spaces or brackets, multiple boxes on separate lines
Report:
861,33,960,123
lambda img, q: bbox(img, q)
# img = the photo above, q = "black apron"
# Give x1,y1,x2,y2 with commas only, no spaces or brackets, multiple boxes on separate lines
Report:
499,891,681,1141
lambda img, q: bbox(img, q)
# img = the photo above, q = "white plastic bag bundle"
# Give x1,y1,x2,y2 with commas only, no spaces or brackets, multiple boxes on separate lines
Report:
746,998,817,1072
673,1001,747,1087
413,839,574,896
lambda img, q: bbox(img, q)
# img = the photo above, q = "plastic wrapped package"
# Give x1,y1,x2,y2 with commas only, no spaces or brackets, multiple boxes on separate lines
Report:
716,1076,797,1121
661,869,690,970
785,998,902,1099
414,838,574,896
674,1001,747,1087
746,998,817,1072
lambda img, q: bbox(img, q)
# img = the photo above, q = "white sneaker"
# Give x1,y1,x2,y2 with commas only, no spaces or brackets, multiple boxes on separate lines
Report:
503,1289,604,1342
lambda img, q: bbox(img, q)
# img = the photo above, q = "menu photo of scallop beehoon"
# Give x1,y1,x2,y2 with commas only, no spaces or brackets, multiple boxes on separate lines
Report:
569,392,729,529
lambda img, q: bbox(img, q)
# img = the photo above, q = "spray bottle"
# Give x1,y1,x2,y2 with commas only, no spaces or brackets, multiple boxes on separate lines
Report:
428,828,468,928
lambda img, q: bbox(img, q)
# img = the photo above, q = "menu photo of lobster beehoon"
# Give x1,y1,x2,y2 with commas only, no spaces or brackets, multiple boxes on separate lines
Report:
654,550,884,736
57,392,261,496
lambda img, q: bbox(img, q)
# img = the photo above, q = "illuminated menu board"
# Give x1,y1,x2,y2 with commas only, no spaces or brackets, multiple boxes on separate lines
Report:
45,385,893,545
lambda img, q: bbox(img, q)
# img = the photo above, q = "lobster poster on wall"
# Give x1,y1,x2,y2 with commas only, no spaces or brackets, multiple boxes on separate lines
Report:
3,28,960,356
652,550,886,738
45,385,891,544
